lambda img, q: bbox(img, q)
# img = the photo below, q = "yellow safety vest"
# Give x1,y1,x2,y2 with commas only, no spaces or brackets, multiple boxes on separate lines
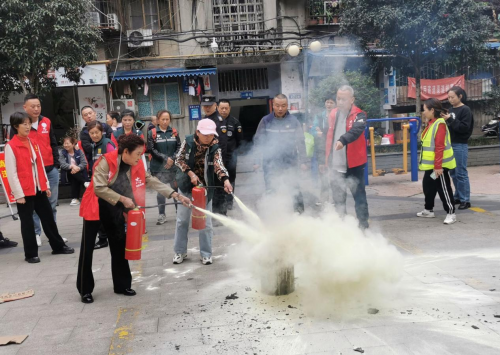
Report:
419,118,456,171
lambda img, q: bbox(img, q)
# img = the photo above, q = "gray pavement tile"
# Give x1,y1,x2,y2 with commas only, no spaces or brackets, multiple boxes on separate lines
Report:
160,340,254,355
0,317,40,335
0,274,69,292
0,346,20,355
2,302,84,322
22,325,75,346
251,331,352,355
337,343,415,355
16,337,111,355
125,328,204,351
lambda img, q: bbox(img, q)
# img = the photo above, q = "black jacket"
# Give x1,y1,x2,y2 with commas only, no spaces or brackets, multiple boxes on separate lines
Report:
9,115,59,172
80,122,113,163
222,115,243,161
205,110,228,162
447,105,474,144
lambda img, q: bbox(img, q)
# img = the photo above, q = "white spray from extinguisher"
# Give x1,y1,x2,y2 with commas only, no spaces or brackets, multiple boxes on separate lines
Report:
194,194,403,316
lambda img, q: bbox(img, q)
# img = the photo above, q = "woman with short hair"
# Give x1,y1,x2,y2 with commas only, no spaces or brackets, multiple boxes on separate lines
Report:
5,112,74,263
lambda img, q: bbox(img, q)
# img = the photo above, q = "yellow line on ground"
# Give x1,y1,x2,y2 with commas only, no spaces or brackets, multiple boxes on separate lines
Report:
469,207,495,216
109,308,138,355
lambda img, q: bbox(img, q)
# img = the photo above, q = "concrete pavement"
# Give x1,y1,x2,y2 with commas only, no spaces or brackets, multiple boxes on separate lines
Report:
0,164,500,354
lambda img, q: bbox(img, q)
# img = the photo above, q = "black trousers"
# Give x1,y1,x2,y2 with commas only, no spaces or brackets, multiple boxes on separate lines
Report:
67,171,86,199
76,199,132,295
17,191,66,258
330,165,369,229
423,169,455,214
76,220,100,295
226,155,237,207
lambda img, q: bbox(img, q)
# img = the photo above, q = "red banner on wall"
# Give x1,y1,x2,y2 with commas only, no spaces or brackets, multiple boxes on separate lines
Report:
408,75,465,100
0,152,16,204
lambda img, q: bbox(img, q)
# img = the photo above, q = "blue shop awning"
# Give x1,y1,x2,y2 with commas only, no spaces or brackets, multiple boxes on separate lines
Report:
111,67,217,81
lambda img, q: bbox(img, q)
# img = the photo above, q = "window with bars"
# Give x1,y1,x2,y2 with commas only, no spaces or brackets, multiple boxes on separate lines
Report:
212,0,264,40
218,68,269,93
129,0,175,31
137,83,182,118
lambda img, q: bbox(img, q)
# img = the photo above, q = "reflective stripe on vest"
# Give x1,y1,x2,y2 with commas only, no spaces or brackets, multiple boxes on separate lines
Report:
419,118,456,170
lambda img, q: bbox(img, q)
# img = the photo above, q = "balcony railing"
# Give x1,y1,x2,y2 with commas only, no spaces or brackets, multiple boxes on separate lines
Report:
87,0,120,31
306,0,341,26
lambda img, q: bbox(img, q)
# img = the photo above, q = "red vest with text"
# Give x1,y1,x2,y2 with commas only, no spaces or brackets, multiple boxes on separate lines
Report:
29,117,54,166
7,135,48,196
325,105,367,168
79,150,146,221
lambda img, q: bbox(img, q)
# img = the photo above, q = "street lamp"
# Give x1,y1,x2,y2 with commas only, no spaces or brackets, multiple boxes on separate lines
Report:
287,44,301,57
309,40,322,52
210,37,218,57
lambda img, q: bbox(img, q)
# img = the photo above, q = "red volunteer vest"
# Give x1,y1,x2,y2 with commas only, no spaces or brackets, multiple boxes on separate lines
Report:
325,105,368,168
29,117,54,166
79,150,146,221
7,135,49,196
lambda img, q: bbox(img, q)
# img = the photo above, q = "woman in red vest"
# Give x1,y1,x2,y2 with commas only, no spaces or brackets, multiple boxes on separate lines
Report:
5,112,74,263
77,134,191,304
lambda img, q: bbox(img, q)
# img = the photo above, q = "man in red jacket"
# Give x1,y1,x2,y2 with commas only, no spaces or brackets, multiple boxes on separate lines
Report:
10,94,62,246
320,85,369,229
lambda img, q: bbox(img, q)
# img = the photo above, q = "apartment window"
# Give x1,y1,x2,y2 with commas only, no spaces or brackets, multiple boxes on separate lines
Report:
130,0,175,31
137,83,181,118
212,0,264,40
218,68,269,93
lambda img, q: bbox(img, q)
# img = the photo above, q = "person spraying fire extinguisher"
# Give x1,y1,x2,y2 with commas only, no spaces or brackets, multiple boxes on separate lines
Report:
173,119,233,266
76,134,191,304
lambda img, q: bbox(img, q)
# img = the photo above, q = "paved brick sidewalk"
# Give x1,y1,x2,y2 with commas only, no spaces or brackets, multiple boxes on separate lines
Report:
1,166,500,355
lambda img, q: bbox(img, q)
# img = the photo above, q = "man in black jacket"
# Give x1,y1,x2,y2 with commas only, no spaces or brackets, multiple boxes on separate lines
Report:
218,99,243,209
201,95,228,216
79,106,113,249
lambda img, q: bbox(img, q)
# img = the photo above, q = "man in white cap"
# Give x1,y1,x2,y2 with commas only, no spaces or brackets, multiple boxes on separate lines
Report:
173,119,233,265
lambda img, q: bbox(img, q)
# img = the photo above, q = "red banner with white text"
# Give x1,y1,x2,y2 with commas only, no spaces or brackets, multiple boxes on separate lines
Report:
408,75,465,100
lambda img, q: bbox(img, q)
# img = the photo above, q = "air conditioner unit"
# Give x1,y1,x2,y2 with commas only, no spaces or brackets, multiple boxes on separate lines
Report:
127,29,153,48
88,11,100,27
112,99,136,113
107,13,120,30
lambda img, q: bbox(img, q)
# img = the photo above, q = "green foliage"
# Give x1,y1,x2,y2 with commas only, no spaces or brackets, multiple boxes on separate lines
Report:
309,70,382,118
0,0,101,103
483,85,500,116
339,0,495,112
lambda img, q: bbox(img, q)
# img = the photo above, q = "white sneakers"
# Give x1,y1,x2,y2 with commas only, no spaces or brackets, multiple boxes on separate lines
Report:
156,214,167,225
201,256,213,265
417,209,435,218
173,253,213,265
443,214,457,225
417,210,457,224
70,199,80,206
36,234,42,247
173,253,187,264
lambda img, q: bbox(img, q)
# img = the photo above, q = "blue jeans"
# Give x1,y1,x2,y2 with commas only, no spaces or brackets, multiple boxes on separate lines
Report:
173,190,213,258
450,143,470,203
34,167,58,236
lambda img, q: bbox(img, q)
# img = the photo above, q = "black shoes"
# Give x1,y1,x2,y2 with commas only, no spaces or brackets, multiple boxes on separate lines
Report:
81,294,94,304
52,245,75,255
458,202,471,210
0,237,18,248
94,240,109,249
114,288,136,296
454,199,461,205
25,257,40,263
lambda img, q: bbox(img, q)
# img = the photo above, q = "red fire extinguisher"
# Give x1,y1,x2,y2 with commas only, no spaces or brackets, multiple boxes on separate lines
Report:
192,186,206,230
125,208,145,260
